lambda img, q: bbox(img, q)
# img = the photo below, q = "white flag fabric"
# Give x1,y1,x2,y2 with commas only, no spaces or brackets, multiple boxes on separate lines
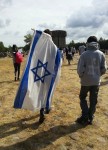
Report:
14,30,62,111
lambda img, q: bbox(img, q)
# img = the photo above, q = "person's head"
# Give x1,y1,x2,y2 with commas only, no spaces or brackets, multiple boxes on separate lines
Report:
44,29,52,36
87,36,98,43
86,36,99,49
12,44,17,52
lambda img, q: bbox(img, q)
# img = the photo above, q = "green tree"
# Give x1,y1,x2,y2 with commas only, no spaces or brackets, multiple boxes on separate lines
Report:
24,33,33,52
68,40,75,47
0,42,5,52
24,34,32,44
99,37,108,51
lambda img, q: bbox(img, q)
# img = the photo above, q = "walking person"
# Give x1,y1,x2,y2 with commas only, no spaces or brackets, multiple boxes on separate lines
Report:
66,46,73,65
39,29,53,123
39,29,62,123
71,47,76,57
76,36,107,125
12,44,23,81
14,29,62,124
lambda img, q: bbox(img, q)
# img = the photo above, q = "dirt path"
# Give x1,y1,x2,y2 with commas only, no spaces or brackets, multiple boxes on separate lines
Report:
0,54,108,150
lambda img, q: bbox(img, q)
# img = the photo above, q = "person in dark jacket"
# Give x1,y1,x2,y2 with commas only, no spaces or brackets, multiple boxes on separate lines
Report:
66,46,73,65
76,36,107,125
12,45,20,81
12,44,23,81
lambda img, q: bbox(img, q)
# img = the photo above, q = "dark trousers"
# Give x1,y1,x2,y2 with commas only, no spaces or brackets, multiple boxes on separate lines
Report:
14,63,21,78
40,108,44,116
79,85,99,120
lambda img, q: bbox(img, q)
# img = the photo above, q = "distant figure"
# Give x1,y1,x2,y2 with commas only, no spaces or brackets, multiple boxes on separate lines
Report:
71,47,76,57
12,44,23,81
78,45,86,55
76,36,107,125
66,47,73,65
59,47,64,61
105,49,108,55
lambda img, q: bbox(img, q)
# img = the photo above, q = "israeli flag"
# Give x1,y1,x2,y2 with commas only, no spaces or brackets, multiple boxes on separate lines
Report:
14,30,62,111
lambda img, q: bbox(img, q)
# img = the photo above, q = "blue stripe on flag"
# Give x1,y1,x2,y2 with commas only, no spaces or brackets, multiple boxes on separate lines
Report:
14,30,42,108
46,49,61,109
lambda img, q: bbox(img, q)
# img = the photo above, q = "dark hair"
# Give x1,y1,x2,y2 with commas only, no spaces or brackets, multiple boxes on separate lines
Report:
44,29,52,36
12,44,17,52
87,36,98,43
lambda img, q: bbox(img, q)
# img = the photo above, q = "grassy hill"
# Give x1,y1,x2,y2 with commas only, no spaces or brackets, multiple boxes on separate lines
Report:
0,54,108,150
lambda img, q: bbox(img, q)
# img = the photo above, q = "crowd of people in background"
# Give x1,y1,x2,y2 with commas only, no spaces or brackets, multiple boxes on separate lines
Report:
59,45,84,65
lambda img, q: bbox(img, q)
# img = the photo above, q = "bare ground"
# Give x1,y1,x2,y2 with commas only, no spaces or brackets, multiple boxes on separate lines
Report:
0,54,108,150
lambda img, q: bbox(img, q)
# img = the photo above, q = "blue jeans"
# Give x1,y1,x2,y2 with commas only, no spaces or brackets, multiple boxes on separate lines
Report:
79,85,99,120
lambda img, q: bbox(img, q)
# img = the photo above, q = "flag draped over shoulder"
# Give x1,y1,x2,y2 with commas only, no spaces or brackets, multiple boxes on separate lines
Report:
14,30,62,111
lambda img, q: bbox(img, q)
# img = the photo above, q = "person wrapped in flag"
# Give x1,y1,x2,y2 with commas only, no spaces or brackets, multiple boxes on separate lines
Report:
14,29,62,123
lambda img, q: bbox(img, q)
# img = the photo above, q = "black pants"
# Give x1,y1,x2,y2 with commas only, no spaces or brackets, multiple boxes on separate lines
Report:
79,85,99,120
14,63,21,79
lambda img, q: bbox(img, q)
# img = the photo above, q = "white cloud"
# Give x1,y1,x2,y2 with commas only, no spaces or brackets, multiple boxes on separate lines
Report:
66,0,108,42
0,19,11,28
0,0,12,10
0,0,108,47
0,0,12,28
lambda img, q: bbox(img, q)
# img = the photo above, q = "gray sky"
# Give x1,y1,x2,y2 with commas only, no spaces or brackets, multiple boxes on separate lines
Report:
0,0,108,47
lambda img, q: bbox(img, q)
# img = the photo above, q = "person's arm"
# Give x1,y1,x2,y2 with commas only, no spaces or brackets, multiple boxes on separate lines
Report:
100,54,107,75
77,55,86,77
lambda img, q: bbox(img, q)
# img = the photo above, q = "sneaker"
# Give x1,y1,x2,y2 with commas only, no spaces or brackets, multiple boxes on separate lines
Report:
76,116,88,125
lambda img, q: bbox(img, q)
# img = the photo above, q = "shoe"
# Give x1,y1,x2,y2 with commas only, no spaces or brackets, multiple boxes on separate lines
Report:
88,115,94,125
39,115,45,124
88,120,93,125
76,116,88,125
45,108,50,114
17,77,20,81
39,108,45,123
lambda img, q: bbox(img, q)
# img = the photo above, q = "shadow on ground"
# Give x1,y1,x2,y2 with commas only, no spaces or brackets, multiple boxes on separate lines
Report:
0,116,86,150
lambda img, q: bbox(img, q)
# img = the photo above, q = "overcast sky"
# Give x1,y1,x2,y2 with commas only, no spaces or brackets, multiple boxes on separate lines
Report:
0,0,108,47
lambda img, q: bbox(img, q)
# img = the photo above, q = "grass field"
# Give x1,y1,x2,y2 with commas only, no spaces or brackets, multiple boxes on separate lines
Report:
0,54,108,150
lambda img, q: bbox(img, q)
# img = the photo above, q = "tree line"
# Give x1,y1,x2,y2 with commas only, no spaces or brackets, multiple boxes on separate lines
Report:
68,37,108,53
0,34,108,53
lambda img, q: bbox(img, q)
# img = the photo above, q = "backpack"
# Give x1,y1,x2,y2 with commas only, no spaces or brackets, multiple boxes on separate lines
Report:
16,52,23,63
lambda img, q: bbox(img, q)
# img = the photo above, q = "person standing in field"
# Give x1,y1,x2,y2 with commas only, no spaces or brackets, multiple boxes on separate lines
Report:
12,44,23,81
66,46,73,65
76,36,107,125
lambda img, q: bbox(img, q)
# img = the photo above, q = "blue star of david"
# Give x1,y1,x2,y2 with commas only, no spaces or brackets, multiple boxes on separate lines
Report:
31,59,51,83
